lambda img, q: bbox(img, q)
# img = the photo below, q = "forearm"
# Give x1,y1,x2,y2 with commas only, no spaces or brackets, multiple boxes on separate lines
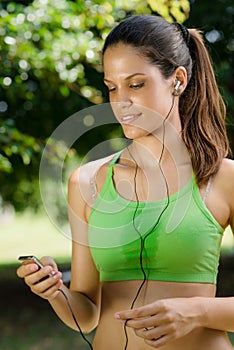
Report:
196,296,234,332
48,284,100,333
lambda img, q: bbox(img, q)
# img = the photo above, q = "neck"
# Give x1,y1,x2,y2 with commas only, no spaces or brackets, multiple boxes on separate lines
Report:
126,120,189,170
128,137,168,169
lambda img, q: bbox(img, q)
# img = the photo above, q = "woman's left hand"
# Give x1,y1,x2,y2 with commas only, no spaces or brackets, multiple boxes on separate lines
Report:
114,297,204,348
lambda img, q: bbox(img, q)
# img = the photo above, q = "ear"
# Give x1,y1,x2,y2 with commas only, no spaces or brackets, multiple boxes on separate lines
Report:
172,66,187,95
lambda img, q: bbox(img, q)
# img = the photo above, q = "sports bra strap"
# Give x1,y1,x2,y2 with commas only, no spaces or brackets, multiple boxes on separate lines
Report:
109,151,122,165
203,175,213,204
90,178,97,203
90,151,122,203
90,151,214,206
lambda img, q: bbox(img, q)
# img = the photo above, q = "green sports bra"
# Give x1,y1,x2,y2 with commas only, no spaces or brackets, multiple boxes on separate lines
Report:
88,152,224,284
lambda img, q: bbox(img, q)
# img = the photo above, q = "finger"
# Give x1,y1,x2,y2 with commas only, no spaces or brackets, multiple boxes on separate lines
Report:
134,327,151,339
17,263,40,278
115,302,158,320
132,327,171,348
145,333,173,348
126,314,160,329
40,256,58,271
30,271,63,295
25,265,55,286
134,326,164,341
34,277,63,300
43,283,63,300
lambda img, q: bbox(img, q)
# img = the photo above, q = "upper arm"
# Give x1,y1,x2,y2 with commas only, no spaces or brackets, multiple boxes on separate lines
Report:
229,176,234,234
68,166,101,305
222,159,234,233
67,154,117,303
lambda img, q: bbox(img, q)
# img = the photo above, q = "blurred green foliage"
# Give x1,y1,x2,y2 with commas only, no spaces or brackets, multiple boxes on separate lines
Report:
184,0,234,148
0,0,190,211
0,0,233,212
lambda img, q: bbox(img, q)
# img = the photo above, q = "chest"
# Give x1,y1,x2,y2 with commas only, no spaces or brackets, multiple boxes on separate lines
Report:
88,194,223,283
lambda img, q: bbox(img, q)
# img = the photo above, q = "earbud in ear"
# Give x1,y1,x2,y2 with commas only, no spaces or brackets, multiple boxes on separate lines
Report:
173,80,181,96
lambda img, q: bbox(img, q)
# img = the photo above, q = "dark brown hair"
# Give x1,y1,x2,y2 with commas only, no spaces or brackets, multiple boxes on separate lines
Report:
103,15,230,185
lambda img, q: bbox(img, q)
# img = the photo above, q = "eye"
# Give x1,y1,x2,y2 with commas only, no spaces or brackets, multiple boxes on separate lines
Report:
108,86,116,92
129,82,145,90
104,84,116,93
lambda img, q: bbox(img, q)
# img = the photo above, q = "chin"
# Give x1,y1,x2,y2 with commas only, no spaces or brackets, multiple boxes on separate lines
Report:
122,122,157,140
122,125,147,140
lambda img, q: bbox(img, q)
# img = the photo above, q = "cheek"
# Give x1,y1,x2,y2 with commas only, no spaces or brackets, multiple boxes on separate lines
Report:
137,113,164,133
146,96,173,118
109,101,123,123
125,111,165,137
134,92,159,111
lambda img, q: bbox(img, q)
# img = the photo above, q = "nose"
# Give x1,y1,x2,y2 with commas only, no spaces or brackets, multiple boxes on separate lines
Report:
111,93,133,122
111,99,132,120
111,89,133,109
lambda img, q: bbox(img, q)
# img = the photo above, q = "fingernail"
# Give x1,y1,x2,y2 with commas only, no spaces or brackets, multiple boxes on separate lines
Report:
114,313,120,319
52,272,59,279
43,266,51,274
30,264,38,272
56,280,63,287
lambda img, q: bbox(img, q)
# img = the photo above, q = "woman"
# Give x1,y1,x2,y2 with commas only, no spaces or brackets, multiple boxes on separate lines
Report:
17,15,234,350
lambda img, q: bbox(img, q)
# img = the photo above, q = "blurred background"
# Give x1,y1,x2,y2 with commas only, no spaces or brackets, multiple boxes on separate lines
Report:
0,0,234,349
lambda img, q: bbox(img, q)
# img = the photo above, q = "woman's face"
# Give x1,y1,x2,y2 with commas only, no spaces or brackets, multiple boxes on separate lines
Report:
103,43,179,140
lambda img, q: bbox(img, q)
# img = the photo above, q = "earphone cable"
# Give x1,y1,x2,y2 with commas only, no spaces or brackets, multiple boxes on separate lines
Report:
123,95,175,350
58,288,93,350
56,97,175,350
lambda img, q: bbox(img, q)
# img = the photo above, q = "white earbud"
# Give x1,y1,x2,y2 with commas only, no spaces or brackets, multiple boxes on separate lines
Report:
173,80,181,96
174,80,181,90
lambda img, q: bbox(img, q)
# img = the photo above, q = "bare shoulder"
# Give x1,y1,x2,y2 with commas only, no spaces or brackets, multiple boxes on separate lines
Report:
68,153,117,203
217,158,234,183
70,154,115,183
218,159,234,229
216,158,234,203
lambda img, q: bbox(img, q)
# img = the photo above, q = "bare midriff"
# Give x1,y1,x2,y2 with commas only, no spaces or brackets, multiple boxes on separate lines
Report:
92,280,233,350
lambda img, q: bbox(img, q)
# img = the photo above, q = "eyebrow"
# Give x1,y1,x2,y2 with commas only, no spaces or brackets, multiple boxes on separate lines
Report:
103,73,146,83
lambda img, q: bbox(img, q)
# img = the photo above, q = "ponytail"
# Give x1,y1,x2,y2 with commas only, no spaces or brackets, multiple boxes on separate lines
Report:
179,29,230,185
103,16,230,185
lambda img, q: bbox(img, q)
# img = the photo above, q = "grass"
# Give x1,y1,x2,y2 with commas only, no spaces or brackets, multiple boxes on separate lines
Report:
1,210,72,264
0,263,94,350
0,210,95,349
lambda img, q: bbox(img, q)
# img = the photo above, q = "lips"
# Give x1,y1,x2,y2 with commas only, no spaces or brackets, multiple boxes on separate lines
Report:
120,113,142,124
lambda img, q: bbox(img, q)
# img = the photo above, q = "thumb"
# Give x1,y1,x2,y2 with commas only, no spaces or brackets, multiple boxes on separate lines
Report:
40,256,58,271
